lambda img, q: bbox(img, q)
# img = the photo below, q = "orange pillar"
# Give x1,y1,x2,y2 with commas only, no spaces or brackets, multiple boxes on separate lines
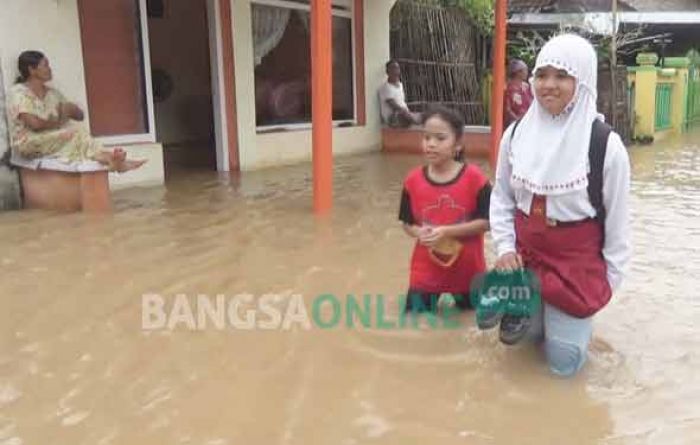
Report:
354,0,366,126
219,0,239,171
311,0,333,213
490,0,508,172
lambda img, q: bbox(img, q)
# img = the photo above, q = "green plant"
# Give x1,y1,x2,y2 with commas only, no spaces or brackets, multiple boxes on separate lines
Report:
506,25,648,70
442,0,494,35
412,0,494,36
688,49,700,66
507,30,549,68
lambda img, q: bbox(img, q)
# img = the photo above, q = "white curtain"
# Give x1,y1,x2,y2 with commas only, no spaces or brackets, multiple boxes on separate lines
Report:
252,5,291,66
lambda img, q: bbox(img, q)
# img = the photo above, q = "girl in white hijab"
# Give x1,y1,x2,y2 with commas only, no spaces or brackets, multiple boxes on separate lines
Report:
489,34,631,377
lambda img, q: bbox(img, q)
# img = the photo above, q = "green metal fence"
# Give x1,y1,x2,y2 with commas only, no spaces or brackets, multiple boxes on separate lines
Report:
655,83,673,130
686,66,700,128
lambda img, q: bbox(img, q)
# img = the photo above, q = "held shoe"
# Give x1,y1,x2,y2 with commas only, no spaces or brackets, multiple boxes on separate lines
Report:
475,292,503,330
499,314,531,345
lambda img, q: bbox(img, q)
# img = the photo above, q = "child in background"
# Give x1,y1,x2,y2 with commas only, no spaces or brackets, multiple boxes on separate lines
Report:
398,105,492,313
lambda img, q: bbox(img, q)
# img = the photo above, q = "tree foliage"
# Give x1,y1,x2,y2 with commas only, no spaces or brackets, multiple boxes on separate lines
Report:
507,25,649,68
412,0,494,36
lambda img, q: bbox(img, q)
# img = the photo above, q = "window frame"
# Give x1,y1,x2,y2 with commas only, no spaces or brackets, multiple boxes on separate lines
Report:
250,0,357,132
93,0,157,146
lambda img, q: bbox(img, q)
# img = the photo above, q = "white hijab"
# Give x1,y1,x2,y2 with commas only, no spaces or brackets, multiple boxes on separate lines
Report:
509,34,601,195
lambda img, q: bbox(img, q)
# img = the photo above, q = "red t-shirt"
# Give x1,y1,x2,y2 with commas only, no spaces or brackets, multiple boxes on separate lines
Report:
399,164,490,294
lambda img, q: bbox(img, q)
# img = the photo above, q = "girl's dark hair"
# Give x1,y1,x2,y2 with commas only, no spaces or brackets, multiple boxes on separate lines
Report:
421,105,466,161
16,50,45,83
421,105,465,140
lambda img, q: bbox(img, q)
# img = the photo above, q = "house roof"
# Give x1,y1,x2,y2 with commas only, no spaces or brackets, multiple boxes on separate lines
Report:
509,11,700,27
625,0,700,11
509,0,555,14
509,0,636,13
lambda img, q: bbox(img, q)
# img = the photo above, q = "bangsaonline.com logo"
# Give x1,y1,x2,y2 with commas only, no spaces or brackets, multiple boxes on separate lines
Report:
142,271,541,331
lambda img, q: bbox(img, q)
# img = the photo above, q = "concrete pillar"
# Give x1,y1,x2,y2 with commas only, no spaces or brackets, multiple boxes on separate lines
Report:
490,0,507,172
670,69,688,134
633,67,657,139
632,52,659,140
311,0,333,214
0,63,22,211
664,57,691,133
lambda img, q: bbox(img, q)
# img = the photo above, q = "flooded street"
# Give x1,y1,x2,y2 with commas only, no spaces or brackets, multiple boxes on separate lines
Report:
1,129,699,445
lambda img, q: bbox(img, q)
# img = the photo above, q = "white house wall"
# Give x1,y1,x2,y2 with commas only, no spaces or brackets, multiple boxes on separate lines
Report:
0,0,89,121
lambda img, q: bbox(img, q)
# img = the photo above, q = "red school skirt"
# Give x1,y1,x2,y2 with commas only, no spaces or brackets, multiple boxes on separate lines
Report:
514,195,612,318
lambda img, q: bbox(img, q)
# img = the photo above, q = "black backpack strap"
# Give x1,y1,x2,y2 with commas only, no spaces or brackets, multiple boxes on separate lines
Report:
0,149,10,168
508,119,521,146
587,119,612,222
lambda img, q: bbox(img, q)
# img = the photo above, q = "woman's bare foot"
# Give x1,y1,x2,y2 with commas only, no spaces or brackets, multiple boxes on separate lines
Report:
98,148,147,172
114,158,147,173
112,148,127,164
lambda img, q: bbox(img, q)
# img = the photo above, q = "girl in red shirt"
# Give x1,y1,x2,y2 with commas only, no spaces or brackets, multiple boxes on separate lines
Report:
398,106,492,313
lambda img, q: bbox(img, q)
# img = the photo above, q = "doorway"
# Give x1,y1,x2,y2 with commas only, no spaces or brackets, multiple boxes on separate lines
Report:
147,0,217,175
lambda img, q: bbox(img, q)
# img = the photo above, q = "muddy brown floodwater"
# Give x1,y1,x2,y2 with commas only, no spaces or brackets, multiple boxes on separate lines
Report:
1,129,699,445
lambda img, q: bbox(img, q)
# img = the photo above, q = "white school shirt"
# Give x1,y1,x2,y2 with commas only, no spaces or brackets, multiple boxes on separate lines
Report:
378,81,408,123
490,124,632,291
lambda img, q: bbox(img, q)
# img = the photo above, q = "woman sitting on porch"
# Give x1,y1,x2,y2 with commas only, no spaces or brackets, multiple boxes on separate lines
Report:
7,51,145,172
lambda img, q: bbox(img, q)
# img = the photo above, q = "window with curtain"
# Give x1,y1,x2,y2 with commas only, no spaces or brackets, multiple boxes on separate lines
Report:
251,1,354,128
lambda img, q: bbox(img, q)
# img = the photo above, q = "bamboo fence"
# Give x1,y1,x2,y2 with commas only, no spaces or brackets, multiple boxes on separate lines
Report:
390,1,487,125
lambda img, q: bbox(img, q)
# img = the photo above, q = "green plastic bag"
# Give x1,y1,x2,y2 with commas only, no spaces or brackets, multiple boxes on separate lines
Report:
469,269,542,323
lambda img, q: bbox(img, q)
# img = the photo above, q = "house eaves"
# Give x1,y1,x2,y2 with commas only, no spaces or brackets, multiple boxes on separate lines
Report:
510,11,700,27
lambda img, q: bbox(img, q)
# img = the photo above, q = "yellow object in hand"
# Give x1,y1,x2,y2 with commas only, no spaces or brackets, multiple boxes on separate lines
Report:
428,237,463,268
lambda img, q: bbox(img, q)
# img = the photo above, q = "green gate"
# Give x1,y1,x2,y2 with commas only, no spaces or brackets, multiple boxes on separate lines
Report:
686,66,700,129
655,83,673,130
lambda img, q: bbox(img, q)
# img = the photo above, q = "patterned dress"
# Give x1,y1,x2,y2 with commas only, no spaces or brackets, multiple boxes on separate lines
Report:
503,80,534,128
6,83,103,163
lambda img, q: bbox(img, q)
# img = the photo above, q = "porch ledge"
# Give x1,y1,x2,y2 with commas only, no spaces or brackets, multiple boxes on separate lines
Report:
10,150,110,212
11,151,107,173
381,126,491,159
